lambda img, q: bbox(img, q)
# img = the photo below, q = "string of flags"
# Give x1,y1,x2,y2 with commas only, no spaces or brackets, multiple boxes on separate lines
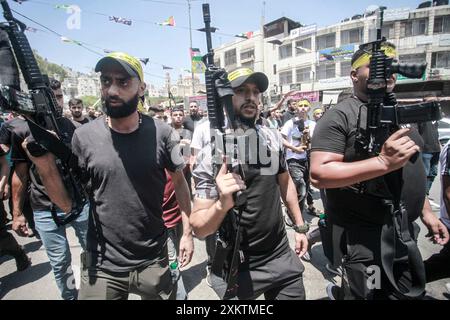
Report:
157,16,176,27
109,16,133,26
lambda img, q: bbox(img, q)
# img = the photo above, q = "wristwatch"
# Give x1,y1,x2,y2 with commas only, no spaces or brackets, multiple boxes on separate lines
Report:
293,223,310,234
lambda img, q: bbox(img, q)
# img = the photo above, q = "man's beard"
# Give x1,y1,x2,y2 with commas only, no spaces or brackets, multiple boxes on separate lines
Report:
238,103,257,127
103,94,139,119
72,111,82,118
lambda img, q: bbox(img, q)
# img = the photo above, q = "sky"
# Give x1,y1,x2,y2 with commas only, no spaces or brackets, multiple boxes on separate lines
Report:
2,0,422,87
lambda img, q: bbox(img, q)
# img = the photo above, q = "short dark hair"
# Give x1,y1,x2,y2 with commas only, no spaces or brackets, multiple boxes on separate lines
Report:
49,78,61,90
189,101,198,106
69,98,83,107
171,105,185,113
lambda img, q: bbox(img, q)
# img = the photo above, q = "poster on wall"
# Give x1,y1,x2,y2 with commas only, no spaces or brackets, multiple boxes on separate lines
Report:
319,44,356,62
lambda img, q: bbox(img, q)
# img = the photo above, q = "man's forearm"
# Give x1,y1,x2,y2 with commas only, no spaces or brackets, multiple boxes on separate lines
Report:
11,165,27,218
310,156,389,189
279,173,305,226
191,199,229,239
173,175,193,235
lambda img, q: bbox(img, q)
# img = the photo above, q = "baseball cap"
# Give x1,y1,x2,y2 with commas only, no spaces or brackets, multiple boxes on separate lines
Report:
95,52,144,81
228,67,269,93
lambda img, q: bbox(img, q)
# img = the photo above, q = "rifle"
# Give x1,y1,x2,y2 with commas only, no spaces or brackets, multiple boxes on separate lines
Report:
0,0,87,226
355,6,441,298
201,3,247,300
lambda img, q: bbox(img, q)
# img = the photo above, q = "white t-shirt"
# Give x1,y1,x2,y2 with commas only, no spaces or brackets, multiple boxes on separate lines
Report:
281,118,316,161
439,140,450,229
191,119,211,151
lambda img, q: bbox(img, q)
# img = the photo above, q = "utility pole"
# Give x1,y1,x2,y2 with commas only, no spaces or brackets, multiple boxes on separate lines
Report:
187,0,195,97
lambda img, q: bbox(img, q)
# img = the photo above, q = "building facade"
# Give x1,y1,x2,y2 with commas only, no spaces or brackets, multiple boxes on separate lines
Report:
214,2,450,113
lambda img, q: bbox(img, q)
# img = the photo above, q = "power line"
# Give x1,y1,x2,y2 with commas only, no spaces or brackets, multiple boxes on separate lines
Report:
11,9,104,57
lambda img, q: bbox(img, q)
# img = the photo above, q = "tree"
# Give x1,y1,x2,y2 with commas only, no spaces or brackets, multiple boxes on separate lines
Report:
80,96,100,109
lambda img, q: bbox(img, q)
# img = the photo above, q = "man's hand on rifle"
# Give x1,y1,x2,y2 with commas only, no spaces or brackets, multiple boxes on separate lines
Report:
21,137,73,214
377,128,421,172
215,161,246,212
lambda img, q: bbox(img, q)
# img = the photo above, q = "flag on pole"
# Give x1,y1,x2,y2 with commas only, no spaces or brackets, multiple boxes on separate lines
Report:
158,16,175,27
109,16,132,26
190,48,205,74
162,65,173,70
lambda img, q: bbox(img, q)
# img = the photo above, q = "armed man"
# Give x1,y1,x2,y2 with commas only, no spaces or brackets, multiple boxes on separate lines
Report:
190,67,308,300
20,52,193,300
310,42,449,300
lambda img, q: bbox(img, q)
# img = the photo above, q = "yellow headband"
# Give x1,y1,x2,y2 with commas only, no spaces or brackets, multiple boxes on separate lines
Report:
313,108,323,115
228,68,253,82
297,99,311,107
351,45,397,70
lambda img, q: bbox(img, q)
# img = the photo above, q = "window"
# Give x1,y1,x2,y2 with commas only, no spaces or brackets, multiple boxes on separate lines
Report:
402,19,427,37
224,49,237,67
316,33,336,50
434,15,450,34
279,44,293,60
432,51,450,68
279,70,293,85
296,66,311,82
241,61,254,69
399,53,426,65
240,48,254,61
295,38,311,54
369,24,395,42
316,63,336,80
340,61,352,77
341,28,363,45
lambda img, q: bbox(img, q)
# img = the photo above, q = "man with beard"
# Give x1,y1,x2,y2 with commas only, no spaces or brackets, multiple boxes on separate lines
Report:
190,67,308,300
69,98,90,125
310,44,449,300
183,101,203,132
10,78,88,300
281,99,316,216
21,52,193,300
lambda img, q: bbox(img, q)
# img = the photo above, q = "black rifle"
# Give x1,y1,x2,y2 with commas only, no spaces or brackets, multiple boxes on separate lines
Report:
201,3,247,300
355,7,441,298
0,0,87,226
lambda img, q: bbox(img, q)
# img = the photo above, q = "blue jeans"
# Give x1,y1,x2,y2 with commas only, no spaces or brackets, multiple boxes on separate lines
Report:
167,223,188,300
422,152,439,194
33,205,89,300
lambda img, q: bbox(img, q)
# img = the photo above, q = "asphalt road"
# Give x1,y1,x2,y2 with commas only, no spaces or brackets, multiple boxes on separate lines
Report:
0,180,449,300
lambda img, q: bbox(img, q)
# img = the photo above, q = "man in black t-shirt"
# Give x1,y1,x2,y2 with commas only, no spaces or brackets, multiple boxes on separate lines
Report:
310,44,449,300
183,101,203,132
22,52,193,300
10,79,88,301
191,67,308,300
69,98,90,125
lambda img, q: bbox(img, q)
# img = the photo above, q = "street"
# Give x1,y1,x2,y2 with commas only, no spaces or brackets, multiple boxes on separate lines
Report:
0,180,449,300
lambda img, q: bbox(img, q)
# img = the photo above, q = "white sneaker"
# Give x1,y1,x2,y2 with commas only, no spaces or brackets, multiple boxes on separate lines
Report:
326,283,341,300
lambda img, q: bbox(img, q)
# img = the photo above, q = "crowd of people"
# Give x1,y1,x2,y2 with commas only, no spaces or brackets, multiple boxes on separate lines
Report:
0,47,449,301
